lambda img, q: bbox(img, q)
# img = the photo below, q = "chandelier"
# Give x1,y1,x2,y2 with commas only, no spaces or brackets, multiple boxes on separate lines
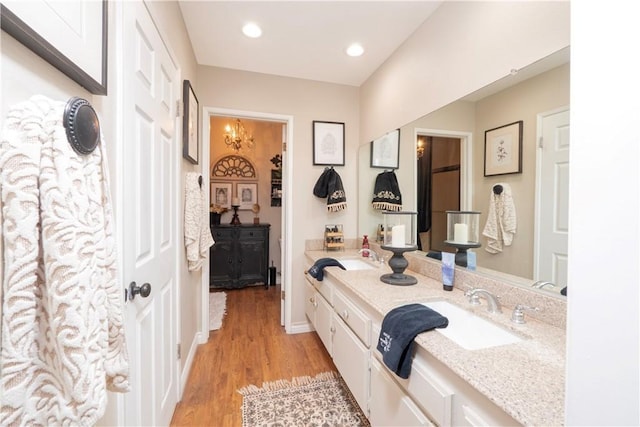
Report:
223,119,255,152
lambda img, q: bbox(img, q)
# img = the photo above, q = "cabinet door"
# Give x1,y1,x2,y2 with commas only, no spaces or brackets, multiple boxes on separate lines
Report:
237,239,266,285
370,357,434,426
332,314,370,414
210,236,235,287
315,292,333,356
304,280,316,325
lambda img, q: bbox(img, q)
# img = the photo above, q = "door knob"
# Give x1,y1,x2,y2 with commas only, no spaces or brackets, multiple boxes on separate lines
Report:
129,281,151,300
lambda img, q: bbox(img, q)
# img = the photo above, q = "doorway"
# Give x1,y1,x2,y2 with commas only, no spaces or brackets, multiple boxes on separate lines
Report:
202,108,293,330
414,129,473,252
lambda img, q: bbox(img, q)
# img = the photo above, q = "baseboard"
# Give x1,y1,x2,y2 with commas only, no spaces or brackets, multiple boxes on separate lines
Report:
287,320,314,334
180,331,204,396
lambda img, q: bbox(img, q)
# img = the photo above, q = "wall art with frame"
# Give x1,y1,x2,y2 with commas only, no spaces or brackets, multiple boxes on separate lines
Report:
211,182,232,210
183,80,199,164
237,183,258,210
370,128,400,169
484,120,523,176
0,0,108,95
312,120,345,166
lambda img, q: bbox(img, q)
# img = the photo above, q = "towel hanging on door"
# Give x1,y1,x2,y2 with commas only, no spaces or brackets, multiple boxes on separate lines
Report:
0,96,130,426
184,172,215,271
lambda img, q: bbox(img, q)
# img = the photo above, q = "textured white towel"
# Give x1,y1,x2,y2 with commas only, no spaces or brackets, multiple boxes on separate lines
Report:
482,183,517,253
0,96,130,425
184,172,215,271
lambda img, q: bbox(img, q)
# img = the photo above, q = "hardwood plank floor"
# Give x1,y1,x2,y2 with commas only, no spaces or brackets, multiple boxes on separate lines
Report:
170,285,335,426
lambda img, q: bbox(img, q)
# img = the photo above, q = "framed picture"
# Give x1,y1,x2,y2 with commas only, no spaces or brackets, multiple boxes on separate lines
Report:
0,1,108,94
370,128,400,169
237,183,258,210
313,121,345,166
211,182,232,210
183,80,199,164
484,121,523,176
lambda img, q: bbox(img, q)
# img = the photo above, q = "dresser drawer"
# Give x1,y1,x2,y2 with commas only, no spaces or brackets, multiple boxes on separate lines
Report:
333,288,371,347
238,227,266,240
211,228,234,241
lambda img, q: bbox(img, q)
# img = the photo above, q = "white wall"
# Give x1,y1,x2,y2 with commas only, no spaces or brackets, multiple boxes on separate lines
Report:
565,2,640,425
197,66,360,329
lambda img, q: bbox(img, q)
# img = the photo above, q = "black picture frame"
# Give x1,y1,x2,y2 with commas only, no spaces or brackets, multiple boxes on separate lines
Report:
0,1,108,95
312,120,345,166
484,120,523,176
370,128,400,169
183,80,199,164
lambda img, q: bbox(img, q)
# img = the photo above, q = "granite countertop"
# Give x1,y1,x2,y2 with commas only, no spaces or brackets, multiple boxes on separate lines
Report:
305,250,565,427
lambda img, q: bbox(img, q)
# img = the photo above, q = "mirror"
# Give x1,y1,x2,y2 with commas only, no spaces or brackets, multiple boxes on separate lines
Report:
358,47,570,297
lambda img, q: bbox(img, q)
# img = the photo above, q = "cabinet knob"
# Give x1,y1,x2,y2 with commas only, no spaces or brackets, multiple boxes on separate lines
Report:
330,326,336,333
342,310,349,319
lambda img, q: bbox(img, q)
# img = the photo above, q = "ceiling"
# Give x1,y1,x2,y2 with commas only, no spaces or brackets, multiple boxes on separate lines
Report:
178,1,443,87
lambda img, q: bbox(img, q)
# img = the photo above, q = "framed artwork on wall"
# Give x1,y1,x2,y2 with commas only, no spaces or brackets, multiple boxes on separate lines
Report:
0,1,108,94
370,128,400,169
312,120,345,166
237,183,258,210
183,80,199,164
211,182,232,210
484,120,523,176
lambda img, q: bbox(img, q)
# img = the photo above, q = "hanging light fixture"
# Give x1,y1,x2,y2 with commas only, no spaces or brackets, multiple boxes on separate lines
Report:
223,119,255,152
416,136,426,158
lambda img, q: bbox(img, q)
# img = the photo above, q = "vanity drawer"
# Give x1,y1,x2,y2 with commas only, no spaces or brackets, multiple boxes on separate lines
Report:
333,288,371,347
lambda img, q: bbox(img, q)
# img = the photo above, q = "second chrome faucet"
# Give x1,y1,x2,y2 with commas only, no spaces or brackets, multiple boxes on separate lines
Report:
465,288,502,313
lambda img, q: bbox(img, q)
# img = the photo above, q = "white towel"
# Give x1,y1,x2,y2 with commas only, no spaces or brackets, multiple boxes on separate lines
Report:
0,96,129,426
184,172,215,271
482,183,517,253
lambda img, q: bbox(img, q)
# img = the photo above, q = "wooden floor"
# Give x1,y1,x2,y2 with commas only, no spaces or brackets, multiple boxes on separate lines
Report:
170,285,335,426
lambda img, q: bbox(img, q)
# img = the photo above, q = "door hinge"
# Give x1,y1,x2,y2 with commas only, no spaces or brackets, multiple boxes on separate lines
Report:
281,290,285,300
538,136,544,148
176,100,182,118
282,142,287,152
177,343,181,359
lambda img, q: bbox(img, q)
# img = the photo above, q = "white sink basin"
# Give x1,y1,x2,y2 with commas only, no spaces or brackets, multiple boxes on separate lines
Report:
422,300,522,350
338,258,376,270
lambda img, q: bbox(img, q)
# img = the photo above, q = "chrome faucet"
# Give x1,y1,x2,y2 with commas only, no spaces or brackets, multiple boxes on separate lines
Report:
464,288,502,313
532,280,556,289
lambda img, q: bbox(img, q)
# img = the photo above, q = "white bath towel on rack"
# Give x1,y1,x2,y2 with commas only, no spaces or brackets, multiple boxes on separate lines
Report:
0,96,129,426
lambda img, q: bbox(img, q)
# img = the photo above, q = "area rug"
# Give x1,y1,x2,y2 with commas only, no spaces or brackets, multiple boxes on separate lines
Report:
209,291,227,330
239,371,370,426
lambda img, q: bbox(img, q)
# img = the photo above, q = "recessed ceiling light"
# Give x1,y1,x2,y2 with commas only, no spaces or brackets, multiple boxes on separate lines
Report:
346,43,364,57
242,23,262,38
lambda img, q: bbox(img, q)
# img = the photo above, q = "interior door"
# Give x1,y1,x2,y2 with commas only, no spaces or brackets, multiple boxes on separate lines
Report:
122,1,179,425
535,108,570,288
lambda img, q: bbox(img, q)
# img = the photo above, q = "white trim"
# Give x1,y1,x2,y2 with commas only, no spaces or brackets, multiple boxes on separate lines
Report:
289,321,314,335
533,105,569,281
180,331,204,393
413,128,474,210
201,107,295,334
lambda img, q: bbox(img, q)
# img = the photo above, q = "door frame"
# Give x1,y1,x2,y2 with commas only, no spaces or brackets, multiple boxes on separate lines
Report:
201,107,294,333
533,105,569,282
413,128,474,211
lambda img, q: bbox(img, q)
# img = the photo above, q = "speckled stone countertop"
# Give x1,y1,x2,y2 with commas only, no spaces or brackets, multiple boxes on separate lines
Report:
305,249,565,426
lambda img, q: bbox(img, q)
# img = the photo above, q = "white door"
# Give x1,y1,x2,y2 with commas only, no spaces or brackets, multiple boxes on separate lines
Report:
535,108,570,289
121,1,179,425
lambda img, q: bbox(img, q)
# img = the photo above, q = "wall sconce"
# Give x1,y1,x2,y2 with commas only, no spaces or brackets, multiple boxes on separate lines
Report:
416,136,426,158
224,118,255,153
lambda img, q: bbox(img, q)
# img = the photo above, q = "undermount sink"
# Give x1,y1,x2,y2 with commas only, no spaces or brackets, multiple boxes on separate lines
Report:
337,258,377,271
421,300,523,350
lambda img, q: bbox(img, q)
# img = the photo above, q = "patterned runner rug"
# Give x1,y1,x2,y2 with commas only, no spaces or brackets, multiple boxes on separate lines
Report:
209,291,227,330
239,371,370,426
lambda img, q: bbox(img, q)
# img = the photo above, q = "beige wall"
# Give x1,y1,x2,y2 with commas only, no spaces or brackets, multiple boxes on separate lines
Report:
197,66,360,328
360,1,571,142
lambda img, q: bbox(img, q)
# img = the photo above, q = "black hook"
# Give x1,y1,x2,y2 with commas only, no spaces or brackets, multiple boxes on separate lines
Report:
493,184,503,195
198,175,203,188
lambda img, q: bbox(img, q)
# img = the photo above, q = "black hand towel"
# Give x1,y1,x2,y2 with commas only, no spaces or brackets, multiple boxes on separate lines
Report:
307,257,346,281
377,304,448,379
313,167,347,212
372,170,402,211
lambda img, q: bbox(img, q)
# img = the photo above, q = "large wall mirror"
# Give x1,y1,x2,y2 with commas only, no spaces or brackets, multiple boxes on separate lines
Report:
358,47,569,298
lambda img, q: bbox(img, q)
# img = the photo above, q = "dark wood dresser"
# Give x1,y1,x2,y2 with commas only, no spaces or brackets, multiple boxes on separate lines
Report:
209,223,270,290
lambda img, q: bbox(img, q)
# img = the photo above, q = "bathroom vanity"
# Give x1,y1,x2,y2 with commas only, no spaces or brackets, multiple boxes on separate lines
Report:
304,249,565,426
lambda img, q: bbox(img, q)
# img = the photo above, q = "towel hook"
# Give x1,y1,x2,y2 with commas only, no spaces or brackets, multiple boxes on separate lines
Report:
493,184,503,195
63,97,100,155
198,175,203,188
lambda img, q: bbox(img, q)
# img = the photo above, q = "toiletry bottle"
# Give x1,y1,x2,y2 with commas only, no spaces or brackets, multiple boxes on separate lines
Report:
362,235,370,257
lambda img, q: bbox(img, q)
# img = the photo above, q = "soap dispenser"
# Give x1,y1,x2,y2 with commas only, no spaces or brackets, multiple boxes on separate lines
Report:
362,235,370,257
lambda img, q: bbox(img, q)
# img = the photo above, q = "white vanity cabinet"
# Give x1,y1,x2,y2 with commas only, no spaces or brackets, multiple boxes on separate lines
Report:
304,278,334,354
370,356,434,426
